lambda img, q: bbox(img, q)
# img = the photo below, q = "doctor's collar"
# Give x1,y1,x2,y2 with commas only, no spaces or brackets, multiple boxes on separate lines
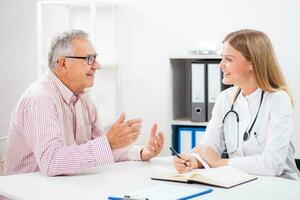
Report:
241,88,262,98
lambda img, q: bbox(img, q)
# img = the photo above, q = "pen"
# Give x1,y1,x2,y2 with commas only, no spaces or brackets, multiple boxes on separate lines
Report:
108,195,149,200
178,188,213,200
108,197,123,200
169,147,188,167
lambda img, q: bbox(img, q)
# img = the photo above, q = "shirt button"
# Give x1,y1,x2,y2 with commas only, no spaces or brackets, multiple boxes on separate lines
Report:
71,96,77,103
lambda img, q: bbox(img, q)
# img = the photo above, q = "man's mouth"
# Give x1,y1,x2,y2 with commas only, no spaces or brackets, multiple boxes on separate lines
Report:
86,73,95,77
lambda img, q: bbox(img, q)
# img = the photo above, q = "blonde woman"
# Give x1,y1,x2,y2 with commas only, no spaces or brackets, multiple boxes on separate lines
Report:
173,29,300,180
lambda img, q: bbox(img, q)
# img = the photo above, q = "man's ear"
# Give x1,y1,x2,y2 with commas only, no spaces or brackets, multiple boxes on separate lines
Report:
57,57,67,73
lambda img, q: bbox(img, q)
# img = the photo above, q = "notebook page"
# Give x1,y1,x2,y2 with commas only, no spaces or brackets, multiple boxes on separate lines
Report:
196,166,256,187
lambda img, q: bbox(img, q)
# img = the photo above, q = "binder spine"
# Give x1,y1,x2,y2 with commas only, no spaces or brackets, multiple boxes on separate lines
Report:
178,128,193,154
207,62,222,121
178,127,206,154
191,62,206,122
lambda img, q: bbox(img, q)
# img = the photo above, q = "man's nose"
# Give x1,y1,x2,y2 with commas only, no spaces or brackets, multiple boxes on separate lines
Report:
92,60,101,70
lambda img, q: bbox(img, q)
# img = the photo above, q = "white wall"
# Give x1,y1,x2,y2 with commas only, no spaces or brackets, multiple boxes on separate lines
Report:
116,0,300,156
0,0,38,136
0,0,300,157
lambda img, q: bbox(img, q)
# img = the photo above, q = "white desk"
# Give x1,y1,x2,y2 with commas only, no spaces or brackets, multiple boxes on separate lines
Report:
0,156,299,200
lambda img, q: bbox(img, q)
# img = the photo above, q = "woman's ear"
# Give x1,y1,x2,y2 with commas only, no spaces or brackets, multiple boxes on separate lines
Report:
249,62,253,72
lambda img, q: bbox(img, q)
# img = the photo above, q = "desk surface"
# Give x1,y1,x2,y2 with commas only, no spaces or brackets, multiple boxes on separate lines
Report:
0,156,299,200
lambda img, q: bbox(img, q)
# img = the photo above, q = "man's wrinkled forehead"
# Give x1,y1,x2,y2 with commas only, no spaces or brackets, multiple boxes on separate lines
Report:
71,38,96,55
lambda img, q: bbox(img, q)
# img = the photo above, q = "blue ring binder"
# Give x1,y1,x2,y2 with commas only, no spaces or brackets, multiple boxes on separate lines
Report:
177,127,206,153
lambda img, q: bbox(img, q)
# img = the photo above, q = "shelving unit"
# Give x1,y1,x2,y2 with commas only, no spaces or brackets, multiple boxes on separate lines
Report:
170,54,224,152
37,0,121,129
170,54,222,123
172,118,208,126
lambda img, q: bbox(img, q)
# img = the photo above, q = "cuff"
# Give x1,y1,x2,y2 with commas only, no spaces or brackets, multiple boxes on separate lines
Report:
90,135,115,166
190,153,210,169
127,145,143,161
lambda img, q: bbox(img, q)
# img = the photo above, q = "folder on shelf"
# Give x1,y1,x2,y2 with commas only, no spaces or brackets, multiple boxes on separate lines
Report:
178,127,206,154
191,62,206,122
195,127,206,146
178,128,193,154
152,166,257,189
207,62,222,121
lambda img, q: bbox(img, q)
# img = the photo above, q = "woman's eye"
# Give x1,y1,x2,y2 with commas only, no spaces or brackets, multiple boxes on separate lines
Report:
226,57,232,61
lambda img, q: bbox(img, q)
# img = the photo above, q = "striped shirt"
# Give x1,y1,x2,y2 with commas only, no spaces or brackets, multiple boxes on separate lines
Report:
4,71,142,176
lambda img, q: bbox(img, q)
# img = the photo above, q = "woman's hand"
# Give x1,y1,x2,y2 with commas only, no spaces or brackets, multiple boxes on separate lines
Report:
173,154,200,174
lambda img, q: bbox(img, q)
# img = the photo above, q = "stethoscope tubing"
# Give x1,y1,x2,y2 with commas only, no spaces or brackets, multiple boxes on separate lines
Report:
222,89,264,155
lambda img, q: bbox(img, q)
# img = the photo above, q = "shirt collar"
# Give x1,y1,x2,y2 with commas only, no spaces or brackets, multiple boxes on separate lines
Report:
243,88,262,101
48,71,84,105
235,87,263,103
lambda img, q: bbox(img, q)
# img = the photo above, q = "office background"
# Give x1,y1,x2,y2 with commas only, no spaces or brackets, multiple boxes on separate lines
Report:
0,0,299,157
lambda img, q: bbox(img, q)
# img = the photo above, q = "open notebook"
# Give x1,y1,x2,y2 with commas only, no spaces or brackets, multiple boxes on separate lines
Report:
151,166,257,189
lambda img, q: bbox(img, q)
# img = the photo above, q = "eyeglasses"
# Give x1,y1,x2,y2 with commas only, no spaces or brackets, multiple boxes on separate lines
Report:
64,54,97,65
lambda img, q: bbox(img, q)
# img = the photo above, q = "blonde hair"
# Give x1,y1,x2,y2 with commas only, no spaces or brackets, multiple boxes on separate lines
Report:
223,29,293,104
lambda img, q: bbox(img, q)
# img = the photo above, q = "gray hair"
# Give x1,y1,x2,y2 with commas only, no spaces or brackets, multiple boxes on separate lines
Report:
48,30,89,69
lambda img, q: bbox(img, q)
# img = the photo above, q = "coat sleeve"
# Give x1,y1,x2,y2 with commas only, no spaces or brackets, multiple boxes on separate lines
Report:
199,90,228,155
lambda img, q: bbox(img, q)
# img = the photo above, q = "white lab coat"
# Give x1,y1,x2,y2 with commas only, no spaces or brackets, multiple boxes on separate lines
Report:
201,86,300,180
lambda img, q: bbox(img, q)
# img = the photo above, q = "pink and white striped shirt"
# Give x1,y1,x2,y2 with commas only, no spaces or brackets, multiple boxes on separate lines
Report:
4,71,142,176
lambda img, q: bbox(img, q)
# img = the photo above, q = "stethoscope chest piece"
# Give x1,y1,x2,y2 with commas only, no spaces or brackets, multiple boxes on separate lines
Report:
243,131,250,141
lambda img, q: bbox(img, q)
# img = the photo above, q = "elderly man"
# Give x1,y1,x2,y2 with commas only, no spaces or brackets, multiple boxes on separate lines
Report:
4,30,164,176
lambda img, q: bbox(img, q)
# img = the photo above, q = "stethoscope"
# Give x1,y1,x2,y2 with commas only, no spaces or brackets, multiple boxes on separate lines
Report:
221,89,265,158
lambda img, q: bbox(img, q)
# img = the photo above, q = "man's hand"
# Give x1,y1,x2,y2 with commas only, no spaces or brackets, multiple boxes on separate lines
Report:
140,124,164,161
107,112,142,150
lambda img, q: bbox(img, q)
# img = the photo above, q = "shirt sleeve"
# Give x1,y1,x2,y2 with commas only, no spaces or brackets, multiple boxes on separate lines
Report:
22,95,114,176
228,92,292,176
